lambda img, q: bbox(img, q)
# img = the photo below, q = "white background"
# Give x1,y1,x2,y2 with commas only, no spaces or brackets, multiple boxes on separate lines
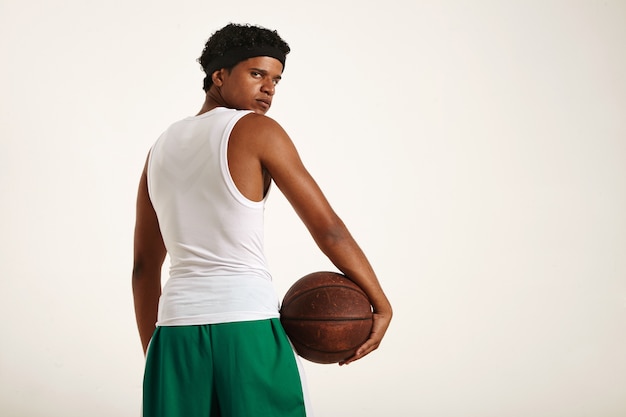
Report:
1,1,625,416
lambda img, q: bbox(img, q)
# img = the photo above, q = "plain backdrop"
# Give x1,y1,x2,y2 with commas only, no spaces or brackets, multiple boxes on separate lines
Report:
1,1,625,416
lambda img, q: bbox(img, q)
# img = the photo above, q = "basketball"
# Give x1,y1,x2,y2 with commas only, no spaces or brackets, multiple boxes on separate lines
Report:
280,271,373,364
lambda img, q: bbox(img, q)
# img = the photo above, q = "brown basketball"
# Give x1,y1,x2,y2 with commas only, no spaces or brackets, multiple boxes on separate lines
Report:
280,271,373,364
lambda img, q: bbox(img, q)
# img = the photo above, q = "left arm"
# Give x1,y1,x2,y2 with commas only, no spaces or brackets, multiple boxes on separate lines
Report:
131,155,166,355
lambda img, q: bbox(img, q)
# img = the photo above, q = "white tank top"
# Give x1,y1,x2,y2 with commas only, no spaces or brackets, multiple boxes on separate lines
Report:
147,107,280,326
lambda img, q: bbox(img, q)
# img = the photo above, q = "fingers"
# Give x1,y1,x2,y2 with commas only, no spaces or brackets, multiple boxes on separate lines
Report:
338,312,391,366
339,339,379,366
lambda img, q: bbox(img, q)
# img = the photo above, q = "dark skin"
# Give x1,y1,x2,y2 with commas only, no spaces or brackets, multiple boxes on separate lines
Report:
132,56,392,365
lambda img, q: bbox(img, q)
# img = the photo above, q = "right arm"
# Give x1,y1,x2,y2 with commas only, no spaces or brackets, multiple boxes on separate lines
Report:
132,155,166,355
233,114,393,365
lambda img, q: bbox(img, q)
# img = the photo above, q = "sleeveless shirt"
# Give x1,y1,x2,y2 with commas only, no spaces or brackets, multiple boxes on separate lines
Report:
147,107,280,326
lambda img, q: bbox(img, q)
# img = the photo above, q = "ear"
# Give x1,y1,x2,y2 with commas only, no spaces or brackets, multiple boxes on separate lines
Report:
211,69,225,87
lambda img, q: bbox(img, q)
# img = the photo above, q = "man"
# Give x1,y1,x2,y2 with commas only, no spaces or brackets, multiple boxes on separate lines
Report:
132,23,392,417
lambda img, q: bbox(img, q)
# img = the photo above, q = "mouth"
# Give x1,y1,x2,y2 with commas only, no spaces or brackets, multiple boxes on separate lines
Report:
256,99,271,111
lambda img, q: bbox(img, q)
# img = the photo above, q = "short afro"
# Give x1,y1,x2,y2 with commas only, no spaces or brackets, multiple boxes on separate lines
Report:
198,23,291,91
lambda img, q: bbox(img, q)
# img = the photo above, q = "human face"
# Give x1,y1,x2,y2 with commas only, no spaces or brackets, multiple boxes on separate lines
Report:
215,56,284,115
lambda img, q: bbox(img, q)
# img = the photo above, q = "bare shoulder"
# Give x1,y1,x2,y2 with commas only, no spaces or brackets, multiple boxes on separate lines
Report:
233,112,288,139
231,112,296,158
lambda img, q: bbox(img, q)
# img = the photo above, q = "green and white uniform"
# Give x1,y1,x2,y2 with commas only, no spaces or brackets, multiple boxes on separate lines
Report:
144,107,311,417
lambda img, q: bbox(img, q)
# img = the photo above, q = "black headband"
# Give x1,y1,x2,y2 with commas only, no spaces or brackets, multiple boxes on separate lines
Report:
203,46,287,90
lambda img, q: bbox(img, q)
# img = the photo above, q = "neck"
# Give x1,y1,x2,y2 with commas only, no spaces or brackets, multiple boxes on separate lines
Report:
197,90,225,116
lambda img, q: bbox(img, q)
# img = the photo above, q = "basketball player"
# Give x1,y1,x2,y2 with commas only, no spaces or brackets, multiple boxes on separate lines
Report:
132,23,392,417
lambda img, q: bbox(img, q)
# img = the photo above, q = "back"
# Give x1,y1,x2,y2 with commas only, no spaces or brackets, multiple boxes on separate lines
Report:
147,107,280,326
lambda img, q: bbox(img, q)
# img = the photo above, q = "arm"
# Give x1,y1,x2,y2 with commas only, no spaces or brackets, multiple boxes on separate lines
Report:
235,114,393,365
132,155,166,355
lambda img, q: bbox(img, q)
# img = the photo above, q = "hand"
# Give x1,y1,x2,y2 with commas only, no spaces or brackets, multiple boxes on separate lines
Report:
339,309,392,366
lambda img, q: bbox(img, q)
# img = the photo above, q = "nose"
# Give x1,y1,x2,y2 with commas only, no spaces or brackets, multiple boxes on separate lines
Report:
261,79,275,96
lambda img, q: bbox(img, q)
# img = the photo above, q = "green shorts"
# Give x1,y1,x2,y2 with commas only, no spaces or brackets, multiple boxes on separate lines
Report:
142,318,311,417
